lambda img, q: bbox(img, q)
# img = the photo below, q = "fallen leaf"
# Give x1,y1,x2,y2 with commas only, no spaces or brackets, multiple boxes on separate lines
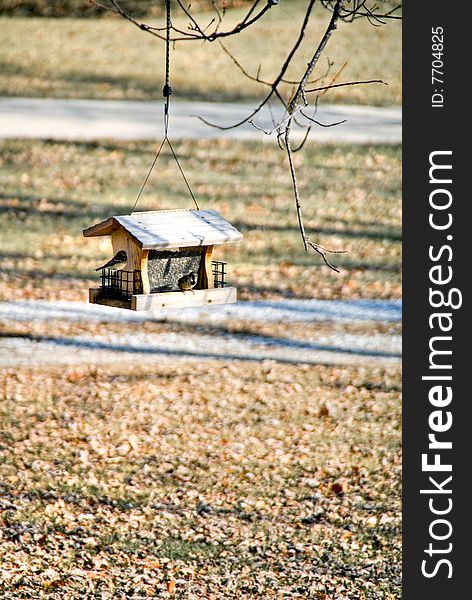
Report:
167,579,176,596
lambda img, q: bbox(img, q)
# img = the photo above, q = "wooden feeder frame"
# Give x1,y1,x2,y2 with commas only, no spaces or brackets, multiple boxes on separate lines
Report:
83,209,242,311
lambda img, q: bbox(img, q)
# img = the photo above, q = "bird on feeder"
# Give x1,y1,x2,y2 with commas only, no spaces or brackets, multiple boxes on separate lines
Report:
95,250,128,271
178,271,198,293
84,209,242,311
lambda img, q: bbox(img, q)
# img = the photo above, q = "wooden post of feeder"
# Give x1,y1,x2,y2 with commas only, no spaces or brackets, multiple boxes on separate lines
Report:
198,245,214,289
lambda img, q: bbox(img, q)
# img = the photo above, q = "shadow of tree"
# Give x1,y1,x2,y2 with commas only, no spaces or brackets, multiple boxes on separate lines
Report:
232,220,401,243
0,60,262,103
0,325,401,364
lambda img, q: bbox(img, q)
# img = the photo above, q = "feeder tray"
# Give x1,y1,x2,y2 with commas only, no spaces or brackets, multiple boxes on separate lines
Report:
83,209,243,311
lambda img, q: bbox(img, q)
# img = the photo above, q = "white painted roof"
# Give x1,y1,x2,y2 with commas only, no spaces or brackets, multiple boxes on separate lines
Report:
83,209,243,249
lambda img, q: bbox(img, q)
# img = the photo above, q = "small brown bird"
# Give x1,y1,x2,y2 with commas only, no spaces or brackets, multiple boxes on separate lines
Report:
178,271,198,293
95,250,128,271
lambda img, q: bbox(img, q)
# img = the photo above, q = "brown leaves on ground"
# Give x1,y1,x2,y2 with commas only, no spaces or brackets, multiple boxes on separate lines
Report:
0,361,401,598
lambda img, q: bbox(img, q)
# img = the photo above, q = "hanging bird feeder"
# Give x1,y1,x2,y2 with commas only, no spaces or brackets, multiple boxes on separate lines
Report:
84,209,242,311
83,0,243,311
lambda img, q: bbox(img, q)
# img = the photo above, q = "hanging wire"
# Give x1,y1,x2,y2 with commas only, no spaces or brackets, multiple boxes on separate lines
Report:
131,138,166,213
167,138,199,208
131,0,199,213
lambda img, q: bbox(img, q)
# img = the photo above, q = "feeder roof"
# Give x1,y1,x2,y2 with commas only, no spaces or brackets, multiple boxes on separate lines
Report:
83,209,243,249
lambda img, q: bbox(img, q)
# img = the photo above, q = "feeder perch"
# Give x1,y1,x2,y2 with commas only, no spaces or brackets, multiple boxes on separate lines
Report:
83,209,243,311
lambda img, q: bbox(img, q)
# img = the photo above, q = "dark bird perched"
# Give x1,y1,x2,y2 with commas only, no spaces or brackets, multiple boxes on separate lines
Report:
178,271,198,293
95,250,128,271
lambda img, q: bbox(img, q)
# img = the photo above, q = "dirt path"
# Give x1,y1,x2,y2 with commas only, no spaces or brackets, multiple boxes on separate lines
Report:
0,299,401,368
0,97,401,143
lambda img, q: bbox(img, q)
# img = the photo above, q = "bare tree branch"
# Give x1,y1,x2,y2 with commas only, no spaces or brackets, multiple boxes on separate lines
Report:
196,0,318,130
284,123,346,270
299,109,346,127
289,0,344,114
321,0,402,21
91,0,401,267
90,0,277,42
291,126,312,152
219,41,336,88
177,0,274,41
219,41,272,86
306,78,386,93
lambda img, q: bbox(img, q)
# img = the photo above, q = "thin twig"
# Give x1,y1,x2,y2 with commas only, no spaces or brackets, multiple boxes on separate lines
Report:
291,126,312,152
306,78,386,93
90,0,275,42
284,122,345,271
197,0,318,130
299,109,346,127
285,123,308,252
219,41,332,88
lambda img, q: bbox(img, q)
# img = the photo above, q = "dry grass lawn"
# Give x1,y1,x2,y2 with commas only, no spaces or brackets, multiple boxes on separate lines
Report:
0,2,401,105
0,361,401,598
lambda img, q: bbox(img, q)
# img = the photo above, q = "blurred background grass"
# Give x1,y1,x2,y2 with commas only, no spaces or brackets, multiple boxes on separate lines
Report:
0,0,248,17
0,0,401,104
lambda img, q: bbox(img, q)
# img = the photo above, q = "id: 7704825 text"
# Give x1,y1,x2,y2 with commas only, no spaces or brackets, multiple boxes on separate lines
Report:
431,26,444,108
